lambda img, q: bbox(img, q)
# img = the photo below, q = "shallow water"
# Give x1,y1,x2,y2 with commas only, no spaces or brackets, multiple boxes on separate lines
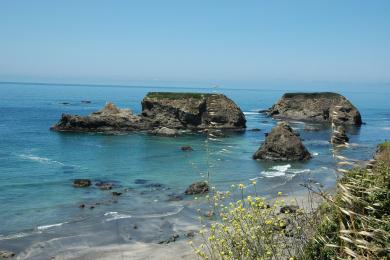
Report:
0,82,389,256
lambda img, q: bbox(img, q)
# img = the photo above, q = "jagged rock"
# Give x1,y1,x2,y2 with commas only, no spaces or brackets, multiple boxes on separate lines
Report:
73,179,91,188
51,102,148,132
149,127,179,137
141,92,246,130
0,250,15,258
51,93,246,133
184,181,209,195
331,125,349,145
267,92,362,126
253,122,311,161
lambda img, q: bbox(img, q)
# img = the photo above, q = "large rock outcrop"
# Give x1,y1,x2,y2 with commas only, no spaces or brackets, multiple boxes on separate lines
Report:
51,93,246,133
267,92,362,126
253,122,311,161
51,102,149,132
141,92,246,130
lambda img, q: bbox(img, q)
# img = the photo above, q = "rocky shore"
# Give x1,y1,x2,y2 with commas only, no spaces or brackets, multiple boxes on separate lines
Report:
51,92,246,134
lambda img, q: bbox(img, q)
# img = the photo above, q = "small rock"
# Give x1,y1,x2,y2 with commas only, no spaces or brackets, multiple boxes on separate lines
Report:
0,250,15,258
73,179,91,188
133,225,138,229
95,182,113,190
186,231,195,238
81,100,91,104
79,204,85,208
112,192,122,196
280,205,299,214
181,146,193,151
249,128,261,132
89,206,95,209
61,102,70,105
184,181,209,195
158,234,179,244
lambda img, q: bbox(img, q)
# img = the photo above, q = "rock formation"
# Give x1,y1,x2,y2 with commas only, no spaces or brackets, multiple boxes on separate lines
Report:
51,93,246,133
267,92,362,126
141,92,246,130
253,122,311,161
184,181,210,195
331,125,349,145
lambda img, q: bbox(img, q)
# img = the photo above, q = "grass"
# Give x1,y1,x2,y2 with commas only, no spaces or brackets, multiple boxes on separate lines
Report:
145,92,214,100
191,142,390,259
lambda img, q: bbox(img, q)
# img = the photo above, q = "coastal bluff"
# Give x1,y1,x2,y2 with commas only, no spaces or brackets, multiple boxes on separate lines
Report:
267,92,362,126
51,92,246,133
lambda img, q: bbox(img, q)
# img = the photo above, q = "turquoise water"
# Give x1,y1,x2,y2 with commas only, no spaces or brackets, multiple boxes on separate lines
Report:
0,82,389,254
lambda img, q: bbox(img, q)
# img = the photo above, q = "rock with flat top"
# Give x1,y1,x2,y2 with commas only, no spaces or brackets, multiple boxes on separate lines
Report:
267,92,362,126
184,181,209,195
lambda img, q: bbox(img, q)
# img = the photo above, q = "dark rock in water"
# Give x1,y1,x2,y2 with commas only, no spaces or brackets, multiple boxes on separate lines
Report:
142,92,246,130
89,206,95,209
249,128,261,132
149,127,179,137
185,181,209,195
253,122,311,161
167,193,184,201
61,102,70,105
112,192,122,196
280,205,299,214
259,109,268,114
134,179,149,184
79,204,85,208
145,183,167,191
186,231,195,238
158,234,179,244
331,125,349,145
73,179,91,188
51,102,148,132
52,93,246,133
267,92,362,126
95,182,113,190
0,250,15,258
81,100,91,104
181,146,193,151
204,129,226,138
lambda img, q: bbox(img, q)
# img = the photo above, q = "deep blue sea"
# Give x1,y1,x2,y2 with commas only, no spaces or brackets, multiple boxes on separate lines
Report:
0,82,389,256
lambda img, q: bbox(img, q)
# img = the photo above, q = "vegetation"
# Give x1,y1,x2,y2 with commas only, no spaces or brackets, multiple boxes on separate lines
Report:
191,142,390,259
146,92,213,100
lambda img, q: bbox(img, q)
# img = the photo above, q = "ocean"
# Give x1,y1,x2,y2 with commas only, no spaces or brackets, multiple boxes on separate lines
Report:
0,82,389,258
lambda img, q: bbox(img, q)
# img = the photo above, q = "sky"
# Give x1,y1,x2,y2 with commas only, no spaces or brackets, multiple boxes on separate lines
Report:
0,0,389,87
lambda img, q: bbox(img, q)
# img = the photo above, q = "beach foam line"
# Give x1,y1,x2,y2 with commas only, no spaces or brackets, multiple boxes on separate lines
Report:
37,222,67,231
18,154,64,165
104,212,132,221
259,164,310,178
134,206,184,219
0,232,32,240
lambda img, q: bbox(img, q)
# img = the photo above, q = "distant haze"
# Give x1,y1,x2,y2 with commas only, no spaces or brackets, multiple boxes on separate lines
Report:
1,0,389,87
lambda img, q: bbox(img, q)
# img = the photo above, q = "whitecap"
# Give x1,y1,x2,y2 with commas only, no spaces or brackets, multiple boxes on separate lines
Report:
381,127,390,131
313,152,319,156
0,232,31,240
37,222,66,231
18,154,64,165
104,212,132,221
262,170,287,178
271,164,291,172
243,112,260,115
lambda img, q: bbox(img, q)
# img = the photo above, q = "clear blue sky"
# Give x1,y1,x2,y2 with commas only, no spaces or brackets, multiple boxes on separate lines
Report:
0,0,389,86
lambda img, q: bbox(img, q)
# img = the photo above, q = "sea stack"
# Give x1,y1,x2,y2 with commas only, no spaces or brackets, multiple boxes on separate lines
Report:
141,92,246,130
267,92,362,126
51,93,246,133
253,122,311,161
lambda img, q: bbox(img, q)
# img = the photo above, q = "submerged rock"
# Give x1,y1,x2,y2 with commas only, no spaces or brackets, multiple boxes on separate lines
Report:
0,250,15,258
267,92,362,126
73,179,91,188
181,146,193,151
51,93,246,133
253,122,311,161
95,181,113,190
184,181,210,195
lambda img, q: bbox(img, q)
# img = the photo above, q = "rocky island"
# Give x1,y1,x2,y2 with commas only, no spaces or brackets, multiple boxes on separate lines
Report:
253,122,311,161
267,92,362,126
51,92,246,133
